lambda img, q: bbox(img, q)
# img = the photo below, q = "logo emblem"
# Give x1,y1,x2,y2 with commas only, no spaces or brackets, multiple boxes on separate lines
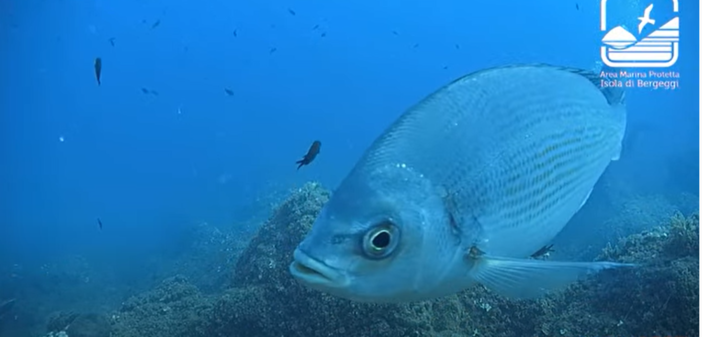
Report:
600,0,679,68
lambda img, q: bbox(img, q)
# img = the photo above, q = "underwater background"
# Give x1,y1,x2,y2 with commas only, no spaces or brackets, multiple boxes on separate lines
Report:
0,0,699,336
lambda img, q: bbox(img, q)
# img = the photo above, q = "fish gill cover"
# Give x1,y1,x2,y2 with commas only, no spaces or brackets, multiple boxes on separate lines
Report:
0,0,698,336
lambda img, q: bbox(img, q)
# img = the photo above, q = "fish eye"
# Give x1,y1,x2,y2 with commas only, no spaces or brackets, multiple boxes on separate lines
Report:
371,230,390,249
362,220,399,259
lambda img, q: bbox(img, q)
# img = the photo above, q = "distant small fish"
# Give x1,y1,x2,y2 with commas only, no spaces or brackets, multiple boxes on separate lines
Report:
141,88,159,95
443,65,448,70
455,44,460,49
94,57,102,86
224,88,234,96
288,8,296,16
392,30,399,36
412,43,419,48
296,140,321,169
232,29,238,37
97,218,103,230
151,19,161,29
312,24,319,30
0,298,16,317
575,3,579,10
320,32,326,38
108,37,116,47
269,47,277,54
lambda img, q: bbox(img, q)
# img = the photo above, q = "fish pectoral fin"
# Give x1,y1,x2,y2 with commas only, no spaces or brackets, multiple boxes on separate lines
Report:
579,188,593,209
469,256,635,299
612,141,622,161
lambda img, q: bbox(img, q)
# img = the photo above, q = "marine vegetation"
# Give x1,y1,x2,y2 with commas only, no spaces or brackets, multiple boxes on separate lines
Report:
42,183,699,337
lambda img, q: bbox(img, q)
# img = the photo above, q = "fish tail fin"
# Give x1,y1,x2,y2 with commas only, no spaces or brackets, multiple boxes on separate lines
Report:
296,160,305,170
469,256,635,299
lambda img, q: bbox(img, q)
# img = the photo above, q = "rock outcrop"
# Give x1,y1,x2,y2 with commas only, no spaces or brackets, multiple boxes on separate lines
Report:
105,182,698,337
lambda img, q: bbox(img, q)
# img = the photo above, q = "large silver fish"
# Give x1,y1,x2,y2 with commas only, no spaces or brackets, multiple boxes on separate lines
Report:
289,64,632,303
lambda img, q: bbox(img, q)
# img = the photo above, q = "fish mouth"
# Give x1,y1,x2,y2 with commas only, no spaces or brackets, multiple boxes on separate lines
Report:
289,249,349,288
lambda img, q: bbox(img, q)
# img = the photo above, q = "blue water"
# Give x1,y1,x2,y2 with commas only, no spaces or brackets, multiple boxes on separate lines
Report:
0,0,698,335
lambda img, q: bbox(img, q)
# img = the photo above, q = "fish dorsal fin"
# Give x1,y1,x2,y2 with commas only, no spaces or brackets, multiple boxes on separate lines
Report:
508,64,626,106
454,64,626,107
558,65,626,106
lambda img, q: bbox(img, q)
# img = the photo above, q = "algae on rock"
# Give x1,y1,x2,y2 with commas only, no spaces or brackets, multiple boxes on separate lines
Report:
106,182,698,337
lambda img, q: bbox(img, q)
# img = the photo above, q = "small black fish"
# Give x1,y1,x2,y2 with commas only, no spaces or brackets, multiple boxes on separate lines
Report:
232,29,237,37
141,88,159,96
312,24,319,30
320,32,326,38
443,65,448,70
224,88,234,96
151,19,161,29
530,244,554,259
392,30,399,36
269,47,277,54
97,218,103,230
575,3,579,10
455,44,460,49
296,140,321,170
94,57,102,86
288,8,296,16
108,37,116,47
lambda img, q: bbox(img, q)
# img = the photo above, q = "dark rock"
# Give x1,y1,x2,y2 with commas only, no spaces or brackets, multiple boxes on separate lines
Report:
108,183,699,337
110,276,212,337
535,212,699,337
66,313,111,337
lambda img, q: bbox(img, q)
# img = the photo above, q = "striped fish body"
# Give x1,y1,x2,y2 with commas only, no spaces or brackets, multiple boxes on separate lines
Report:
289,64,631,302
346,64,626,258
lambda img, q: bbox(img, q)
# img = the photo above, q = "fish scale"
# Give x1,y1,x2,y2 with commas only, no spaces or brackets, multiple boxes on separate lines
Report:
358,66,621,255
470,115,621,256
